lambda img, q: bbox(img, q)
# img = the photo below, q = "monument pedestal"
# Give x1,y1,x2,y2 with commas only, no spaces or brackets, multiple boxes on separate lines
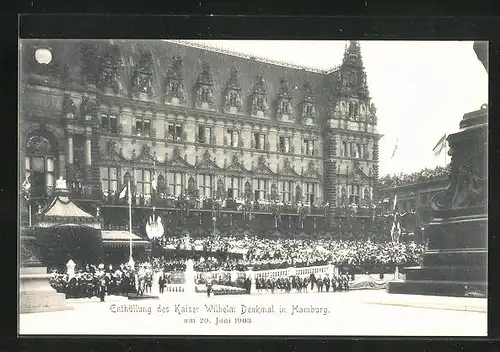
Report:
388,107,488,298
389,42,488,298
20,234,72,313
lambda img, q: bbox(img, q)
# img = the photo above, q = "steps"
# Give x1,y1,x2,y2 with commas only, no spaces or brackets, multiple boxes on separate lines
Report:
388,280,487,298
404,265,487,283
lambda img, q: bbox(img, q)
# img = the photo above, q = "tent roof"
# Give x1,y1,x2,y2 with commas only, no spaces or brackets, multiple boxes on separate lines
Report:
43,196,94,218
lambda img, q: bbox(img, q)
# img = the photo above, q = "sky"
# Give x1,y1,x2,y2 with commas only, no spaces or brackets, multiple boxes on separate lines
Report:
189,40,488,176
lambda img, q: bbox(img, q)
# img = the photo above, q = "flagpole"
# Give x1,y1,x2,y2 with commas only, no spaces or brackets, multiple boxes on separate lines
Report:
444,138,448,166
128,179,133,265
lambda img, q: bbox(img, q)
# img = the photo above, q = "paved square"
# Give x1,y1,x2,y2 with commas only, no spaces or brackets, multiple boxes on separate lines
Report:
19,290,487,336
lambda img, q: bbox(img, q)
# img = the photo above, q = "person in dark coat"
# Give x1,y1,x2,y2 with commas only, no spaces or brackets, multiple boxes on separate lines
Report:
207,280,213,297
309,273,315,291
158,275,166,294
324,277,330,292
317,277,323,292
343,274,350,291
98,276,107,302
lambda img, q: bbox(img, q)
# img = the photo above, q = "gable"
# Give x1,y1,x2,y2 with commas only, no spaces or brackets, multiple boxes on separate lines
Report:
196,156,219,170
253,162,275,175
280,164,300,177
303,166,321,179
134,148,158,164
226,159,248,173
102,149,126,162
165,154,193,168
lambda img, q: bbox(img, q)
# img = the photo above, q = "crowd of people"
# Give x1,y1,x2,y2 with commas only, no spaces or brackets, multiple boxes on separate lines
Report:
153,235,425,273
379,165,451,188
254,273,351,294
49,262,154,300
49,235,426,299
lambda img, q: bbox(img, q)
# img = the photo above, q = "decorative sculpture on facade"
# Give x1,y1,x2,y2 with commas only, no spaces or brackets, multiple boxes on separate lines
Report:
79,95,97,121
301,81,317,121
131,51,154,99
223,67,243,113
276,77,293,120
97,44,121,94
250,74,269,115
164,55,185,103
62,94,77,118
194,61,215,109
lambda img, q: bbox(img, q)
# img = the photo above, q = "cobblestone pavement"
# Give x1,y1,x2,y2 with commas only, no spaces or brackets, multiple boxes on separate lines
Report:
19,290,487,336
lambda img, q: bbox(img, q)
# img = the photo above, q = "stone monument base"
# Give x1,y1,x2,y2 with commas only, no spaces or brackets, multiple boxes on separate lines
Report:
20,266,73,314
388,213,487,298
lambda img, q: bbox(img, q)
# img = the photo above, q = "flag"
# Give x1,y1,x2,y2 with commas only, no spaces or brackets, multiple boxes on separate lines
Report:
22,175,31,200
433,133,447,156
119,180,131,204
391,138,399,159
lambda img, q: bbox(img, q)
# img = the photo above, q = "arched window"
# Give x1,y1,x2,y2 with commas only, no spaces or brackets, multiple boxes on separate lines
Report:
157,174,166,194
244,181,252,199
295,185,302,202
25,135,57,198
341,187,346,203
188,176,196,196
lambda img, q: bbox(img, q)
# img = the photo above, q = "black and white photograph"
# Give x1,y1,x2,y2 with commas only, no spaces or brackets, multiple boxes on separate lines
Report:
18,38,488,336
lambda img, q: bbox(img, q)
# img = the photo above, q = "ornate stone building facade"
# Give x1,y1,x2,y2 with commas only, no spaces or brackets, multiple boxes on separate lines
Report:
20,39,381,235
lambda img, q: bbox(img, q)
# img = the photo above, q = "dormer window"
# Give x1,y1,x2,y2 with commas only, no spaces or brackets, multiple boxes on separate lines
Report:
280,100,290,115
229,92,238,107
303,104,313,115
170,81,180,96
256,96,264,111
201,87,211,103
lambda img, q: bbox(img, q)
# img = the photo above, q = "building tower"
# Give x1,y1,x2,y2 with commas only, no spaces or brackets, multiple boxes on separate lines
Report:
324,41,379,217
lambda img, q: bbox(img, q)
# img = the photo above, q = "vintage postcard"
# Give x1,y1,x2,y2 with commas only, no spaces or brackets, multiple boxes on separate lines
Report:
18,38,488,336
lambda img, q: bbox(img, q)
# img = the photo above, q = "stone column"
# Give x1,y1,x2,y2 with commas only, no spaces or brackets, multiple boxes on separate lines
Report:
67,135,74,164
84,137,91,166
